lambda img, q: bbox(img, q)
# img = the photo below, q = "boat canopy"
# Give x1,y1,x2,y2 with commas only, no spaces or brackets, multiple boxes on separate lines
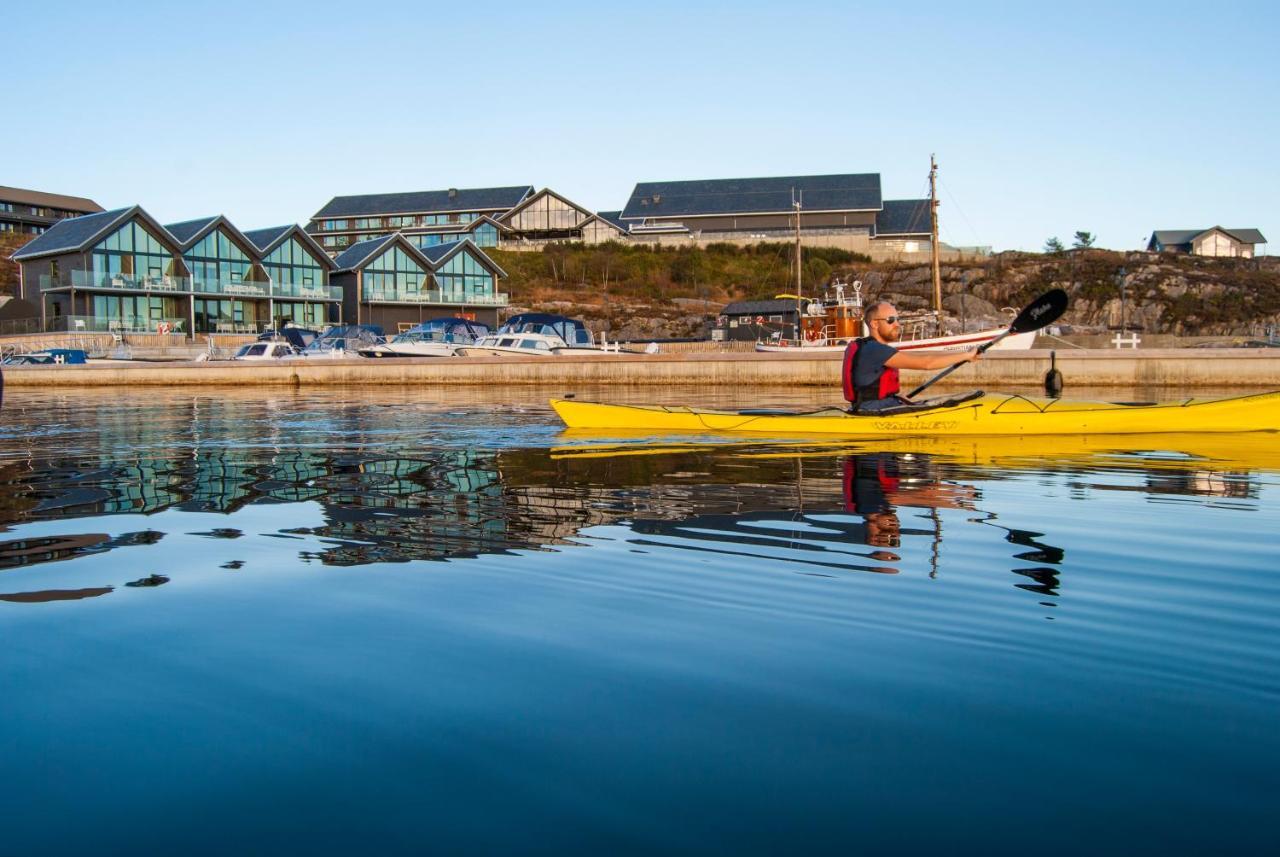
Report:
258,326,318,349
496,313,592,346
396,317,490,342
304,324,383,353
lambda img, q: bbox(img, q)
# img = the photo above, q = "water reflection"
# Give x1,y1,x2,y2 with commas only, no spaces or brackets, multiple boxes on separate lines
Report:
0,414,1270,609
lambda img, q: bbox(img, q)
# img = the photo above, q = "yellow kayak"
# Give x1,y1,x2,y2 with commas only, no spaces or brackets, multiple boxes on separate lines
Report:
550,391,1280,436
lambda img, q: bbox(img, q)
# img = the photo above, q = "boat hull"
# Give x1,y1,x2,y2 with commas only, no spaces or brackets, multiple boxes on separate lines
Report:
550,392,1280,436
755,328,1037,353
359,344,458,358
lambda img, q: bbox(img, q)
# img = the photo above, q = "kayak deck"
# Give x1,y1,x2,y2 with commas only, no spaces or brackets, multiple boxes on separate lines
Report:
550,391,1280,436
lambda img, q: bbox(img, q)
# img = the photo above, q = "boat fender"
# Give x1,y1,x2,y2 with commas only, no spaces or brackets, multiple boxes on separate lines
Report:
1044,350,1064,397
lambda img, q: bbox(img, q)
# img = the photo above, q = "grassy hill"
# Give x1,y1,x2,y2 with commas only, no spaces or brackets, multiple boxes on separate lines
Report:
489,243,1280,339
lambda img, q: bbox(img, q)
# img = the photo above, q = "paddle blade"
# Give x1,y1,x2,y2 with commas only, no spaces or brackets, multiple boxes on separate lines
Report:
1009,288,1068,334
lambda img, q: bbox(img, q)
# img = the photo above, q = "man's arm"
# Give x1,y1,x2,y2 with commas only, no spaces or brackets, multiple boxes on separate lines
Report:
885,348,979,371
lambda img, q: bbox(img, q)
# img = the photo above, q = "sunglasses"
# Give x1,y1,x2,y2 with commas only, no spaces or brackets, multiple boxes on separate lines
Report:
874,316,899,325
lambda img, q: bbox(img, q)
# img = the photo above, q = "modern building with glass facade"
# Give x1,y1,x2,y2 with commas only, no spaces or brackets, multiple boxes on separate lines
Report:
331,235,508,331
1,185,103,237
308,186,533,256
306,186,632,256
12,206,339,335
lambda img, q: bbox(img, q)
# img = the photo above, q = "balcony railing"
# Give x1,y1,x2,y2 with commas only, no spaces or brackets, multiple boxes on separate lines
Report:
53,315,190,334
38,271,341,302
39,270,192,292
362,289,510,306
192,277,272,298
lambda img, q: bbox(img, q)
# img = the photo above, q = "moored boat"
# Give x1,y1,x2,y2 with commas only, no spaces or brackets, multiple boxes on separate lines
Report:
456,313,620,358
757,157,1037,354
359,317,490,358
550,391,1280,436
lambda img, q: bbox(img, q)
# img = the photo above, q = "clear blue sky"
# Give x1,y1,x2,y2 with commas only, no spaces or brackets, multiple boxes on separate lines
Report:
12,0,1278,252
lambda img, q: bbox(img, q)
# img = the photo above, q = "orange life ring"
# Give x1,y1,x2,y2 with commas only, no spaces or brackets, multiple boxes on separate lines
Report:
804,328,819,342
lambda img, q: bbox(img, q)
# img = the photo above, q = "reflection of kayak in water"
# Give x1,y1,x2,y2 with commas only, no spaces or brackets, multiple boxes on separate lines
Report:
551,391,1280,437
553,431,1280,474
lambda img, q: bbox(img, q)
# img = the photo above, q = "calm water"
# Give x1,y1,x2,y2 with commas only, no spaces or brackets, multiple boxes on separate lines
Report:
1,386,1277,855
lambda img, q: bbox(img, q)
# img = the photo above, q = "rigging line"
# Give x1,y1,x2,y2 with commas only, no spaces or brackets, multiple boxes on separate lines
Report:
937,176,983,249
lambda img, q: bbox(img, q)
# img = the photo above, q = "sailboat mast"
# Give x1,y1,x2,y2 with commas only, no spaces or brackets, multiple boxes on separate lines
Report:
929,154,942,317
793,190,803,340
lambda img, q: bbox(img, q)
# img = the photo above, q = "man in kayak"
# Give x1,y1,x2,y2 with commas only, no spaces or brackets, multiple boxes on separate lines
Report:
843,302,981,413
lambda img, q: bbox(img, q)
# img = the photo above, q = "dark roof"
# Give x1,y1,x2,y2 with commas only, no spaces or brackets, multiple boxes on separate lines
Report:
722,299,805,316
0,185,104,213
313,186,534,219
1150,227,1268,247
1149,229,1200,247
243,225,337,269
593,210,629,232
418,241,463,263
331,234,400,271
620,174,882,221
11,207,137,260
875,199,932,237
165,215,220,245
242,225,293,252
163,214,261,256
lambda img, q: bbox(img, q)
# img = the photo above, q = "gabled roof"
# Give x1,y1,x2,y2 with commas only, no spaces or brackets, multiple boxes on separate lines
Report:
1222,227,1267,244
332,233,438,273
163,215,262,259
875,199,932,237
418,237,508,278
0,185,104,213
242,225,293,252
331,234,399,271
1150,227,1268,247
495,187,594,226
620,173,882,221
313,186,535,219
11,206,181,261
165,215,221,245
243,224,337,269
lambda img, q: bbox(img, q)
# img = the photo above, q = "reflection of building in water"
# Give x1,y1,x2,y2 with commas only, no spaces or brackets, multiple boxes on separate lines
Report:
0,422,1267,573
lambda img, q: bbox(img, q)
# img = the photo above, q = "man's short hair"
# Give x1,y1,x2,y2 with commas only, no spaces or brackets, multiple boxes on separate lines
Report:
865,301,894,321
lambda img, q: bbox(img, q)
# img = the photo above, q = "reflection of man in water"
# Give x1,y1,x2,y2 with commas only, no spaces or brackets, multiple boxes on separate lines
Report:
843,453,977,563
844,454,904,559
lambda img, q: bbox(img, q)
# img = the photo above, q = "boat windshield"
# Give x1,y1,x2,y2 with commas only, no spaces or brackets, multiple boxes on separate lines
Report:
394,318,488,344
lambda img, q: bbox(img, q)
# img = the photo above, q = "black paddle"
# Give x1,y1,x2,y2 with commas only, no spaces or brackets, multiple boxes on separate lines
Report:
906,288,1068,399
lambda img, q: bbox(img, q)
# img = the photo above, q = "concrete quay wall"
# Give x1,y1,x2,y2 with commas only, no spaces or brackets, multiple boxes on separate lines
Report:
2,349,1278,389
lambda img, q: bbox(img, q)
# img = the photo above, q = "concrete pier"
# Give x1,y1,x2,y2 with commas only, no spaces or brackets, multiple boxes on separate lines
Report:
2,349,1278,389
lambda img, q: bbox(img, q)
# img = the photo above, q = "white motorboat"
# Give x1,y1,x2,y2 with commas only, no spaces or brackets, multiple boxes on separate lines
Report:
455,313,621,358
295,325,384,358
359,317,490,358
232,341,298,360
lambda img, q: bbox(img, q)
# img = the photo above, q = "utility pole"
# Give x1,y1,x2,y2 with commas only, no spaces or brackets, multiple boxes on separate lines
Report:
929,155,943,329
793,189,803,341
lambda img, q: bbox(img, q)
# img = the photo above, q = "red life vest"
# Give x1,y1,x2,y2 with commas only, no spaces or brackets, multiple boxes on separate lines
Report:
842,338,900,406
842,457,902,512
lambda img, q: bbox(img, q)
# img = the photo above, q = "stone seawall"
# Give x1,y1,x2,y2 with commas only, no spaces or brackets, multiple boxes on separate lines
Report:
3,349,1278,390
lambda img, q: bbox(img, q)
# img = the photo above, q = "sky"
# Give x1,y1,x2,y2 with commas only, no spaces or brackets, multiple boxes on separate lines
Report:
11,0,1278,252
